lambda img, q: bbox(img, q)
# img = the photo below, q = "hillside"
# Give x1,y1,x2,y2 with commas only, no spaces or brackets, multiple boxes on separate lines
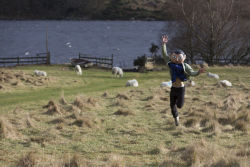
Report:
0,65,249,166
0,0,168,20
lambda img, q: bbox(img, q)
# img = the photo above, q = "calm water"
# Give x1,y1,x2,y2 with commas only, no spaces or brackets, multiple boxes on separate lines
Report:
0,20,173,67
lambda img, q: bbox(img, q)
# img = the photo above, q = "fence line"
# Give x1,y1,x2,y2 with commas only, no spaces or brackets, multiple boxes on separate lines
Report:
0,52,50,66
186,58,250,65
78,53,113,68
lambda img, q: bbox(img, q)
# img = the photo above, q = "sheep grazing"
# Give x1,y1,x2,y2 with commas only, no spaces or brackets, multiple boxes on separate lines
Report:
185,80,196,87
126,79,138,87
34,70,47,77
219,80,232,87
160,81,172,88
75,65,82,75
207,72,219,79
112,67,123,78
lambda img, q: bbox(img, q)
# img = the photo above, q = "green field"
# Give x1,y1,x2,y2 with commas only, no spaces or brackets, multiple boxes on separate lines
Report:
0,65,249,167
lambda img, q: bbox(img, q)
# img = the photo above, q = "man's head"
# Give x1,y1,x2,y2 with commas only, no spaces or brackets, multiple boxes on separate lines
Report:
170,49,186,64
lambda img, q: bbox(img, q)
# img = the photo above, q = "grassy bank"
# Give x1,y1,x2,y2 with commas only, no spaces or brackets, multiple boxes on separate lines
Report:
0,65,249,166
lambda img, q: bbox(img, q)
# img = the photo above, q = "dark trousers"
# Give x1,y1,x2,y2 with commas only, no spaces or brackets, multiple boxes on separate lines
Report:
170,87,185,118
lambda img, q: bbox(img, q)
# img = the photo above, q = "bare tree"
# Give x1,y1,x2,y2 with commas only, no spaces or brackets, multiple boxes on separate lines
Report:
164,0,250,65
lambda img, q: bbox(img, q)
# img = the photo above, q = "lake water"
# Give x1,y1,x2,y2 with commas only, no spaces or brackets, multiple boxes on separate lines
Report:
0,20,173,67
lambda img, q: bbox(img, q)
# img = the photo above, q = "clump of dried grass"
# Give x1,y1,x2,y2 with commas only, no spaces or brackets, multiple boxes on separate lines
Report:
16,152,36,167
26,116,35,128
211,158,240,167
59,91,67,105
63,154,83,167
116,93,130,100
143,95,155,101
73,97,85,109
184,117,199,128
202,120,221,135
220,96,241,110
0,117,18,139
43,100,62,115
234,120,248,132
13,106,22,114
102,92,109,97
49,117,65,124
106,154,125,167
87,97,98,106
71,114,98,128
113,99,127,107
114,109,133,116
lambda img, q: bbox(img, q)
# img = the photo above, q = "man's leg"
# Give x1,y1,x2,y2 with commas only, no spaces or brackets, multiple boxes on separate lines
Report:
176,87,185,109
170,87,178,118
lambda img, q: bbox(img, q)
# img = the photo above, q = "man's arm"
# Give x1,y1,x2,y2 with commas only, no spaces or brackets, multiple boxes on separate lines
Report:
184,63,206,76
162,35,170,63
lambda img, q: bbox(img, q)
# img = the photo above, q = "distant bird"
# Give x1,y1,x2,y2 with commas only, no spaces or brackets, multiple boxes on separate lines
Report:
66,42,71,45
68,45,72,48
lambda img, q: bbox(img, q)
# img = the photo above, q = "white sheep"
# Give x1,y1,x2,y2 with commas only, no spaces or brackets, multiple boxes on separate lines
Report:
160,81,172,88
112,67,123,78
75,65,82,75
207,72,219,79
34,70,47,77
185,80,196,87
219,80,232,87
126,79,138,87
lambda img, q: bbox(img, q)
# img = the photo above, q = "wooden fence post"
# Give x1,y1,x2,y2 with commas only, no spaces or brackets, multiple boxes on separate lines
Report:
111,54,114,68
46,52,51,65
17,56,20,65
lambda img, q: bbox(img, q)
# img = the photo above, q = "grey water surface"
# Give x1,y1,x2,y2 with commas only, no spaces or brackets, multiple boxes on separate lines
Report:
0,20,174,67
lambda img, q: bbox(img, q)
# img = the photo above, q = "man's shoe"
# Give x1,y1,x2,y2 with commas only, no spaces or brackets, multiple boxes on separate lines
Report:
174,116,179,126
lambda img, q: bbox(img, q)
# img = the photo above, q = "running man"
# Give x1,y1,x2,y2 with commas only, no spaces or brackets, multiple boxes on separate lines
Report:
162,35,206,126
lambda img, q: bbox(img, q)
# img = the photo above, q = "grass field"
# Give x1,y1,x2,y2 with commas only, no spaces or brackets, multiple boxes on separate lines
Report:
0,65,249,167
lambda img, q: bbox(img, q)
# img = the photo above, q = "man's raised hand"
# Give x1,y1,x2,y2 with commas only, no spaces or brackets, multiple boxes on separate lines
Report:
162,35,168,44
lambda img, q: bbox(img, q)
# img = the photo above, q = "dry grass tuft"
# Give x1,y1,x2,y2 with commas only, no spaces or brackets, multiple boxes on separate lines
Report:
43,100,62,115
0,117,18,139
0,84,4,89
114,109,133,116
202,120,221,134
59,92,67,105
102,92,109,97
87,97,98,106
113,99,127,107
13,106,22,114
234,120,248,132
143,95,155,101
73,97,85,109
71,115,98,128
211,158,240,167
116,93,130,100
106,154,125,167
16,152,36,167
180,140,216,166
184,118,199,128
49,117,65,124
147,148,161,155
26,116,35,128
220,96,240,110
63,154,82,167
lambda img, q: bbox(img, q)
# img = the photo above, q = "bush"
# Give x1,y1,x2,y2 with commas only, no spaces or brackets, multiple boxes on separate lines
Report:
134,55,147,67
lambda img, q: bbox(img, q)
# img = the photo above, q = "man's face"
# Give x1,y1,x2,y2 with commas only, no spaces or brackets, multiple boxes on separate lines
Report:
170,53,185,64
